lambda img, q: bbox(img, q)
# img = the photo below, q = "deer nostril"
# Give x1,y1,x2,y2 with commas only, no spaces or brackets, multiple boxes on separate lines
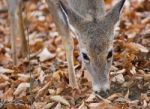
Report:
95,89,110,98
105,89,110,96
94,91,100,95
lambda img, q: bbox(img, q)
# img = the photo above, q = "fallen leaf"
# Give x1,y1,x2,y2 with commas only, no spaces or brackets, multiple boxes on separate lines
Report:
0,67,14,74
36,81,51,98
37,67,45,84
143,74,150,81
14,83,30,96
86,93,96,102
0,74,9,82
54,103,61,109
2,88,13,102
112,74,125,84
43,102,55,109
50,95,70,106
78,102,88,109
38,47,55,62
93,102,123,109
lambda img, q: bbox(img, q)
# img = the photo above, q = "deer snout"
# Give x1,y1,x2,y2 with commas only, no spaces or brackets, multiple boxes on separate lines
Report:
95,89,110,98
93,80,110,98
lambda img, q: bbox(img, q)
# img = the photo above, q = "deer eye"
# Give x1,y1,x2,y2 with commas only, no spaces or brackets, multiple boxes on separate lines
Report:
82,52,90,63
107,50,113,60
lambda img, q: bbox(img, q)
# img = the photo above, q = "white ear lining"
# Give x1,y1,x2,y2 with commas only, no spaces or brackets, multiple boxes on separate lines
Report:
58,2,69,26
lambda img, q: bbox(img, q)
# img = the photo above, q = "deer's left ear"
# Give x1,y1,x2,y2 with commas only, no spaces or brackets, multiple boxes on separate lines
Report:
105,0,126,25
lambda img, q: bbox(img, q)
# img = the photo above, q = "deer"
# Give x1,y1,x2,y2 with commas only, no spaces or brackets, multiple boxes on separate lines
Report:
46,0,126,95
6,0,126,96
6,0,28,65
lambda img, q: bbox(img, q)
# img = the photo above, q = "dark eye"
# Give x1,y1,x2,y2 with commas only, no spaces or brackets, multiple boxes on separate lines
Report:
107,50,113,60
82,52,90,62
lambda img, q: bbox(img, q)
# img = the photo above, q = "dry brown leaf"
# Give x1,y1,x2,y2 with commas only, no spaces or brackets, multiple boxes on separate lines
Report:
5,103,28,109
143,74,150,81
36,81,51,98
93,102,123,109
33,102,47,109
0,53,12,65
2,88,13,102
0,81,9,89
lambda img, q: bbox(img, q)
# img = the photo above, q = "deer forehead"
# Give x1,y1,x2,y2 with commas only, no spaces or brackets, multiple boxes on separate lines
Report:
79,21,114,38
78,31,113,55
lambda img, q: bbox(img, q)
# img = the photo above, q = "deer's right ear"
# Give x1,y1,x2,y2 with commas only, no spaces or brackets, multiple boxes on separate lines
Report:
59,1,91,23
105,0,126,25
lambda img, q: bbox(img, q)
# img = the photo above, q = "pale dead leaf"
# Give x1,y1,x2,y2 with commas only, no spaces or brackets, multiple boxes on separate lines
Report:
110,69,126,75
54,103,61,109
48,89,56,95
37,67,45,84
135,43,149,53
43,102,55,109
14,83,30,96
141,93,149,102
50,31,59,38
107,93,122,101
86,93,96,102
131,43,149,53
143,100,148,109
78,102,88,109
124,90,130,100
0,67,14,74
130,66,136,75
17,74,30,82
0,74,9,82
38,47,55,62
89,103,101,109
50,95,70,106
112,74,125,84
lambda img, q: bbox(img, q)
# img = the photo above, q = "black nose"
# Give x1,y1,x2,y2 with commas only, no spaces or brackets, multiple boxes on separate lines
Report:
94,89,110,98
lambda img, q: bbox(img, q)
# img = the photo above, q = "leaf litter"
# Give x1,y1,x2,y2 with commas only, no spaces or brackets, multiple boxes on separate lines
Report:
0,0,150,108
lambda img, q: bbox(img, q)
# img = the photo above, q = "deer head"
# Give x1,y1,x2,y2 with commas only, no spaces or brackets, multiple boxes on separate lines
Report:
51,0,126,94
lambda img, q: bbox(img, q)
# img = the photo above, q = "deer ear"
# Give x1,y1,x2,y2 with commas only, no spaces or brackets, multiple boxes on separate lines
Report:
59,1,91,24
105,0,126,25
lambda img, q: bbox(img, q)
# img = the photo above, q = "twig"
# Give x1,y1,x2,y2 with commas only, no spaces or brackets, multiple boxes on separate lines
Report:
25,8,33,105
95,94,111,103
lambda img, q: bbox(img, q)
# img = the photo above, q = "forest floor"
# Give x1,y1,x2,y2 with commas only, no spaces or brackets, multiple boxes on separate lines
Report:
0,0,150,108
